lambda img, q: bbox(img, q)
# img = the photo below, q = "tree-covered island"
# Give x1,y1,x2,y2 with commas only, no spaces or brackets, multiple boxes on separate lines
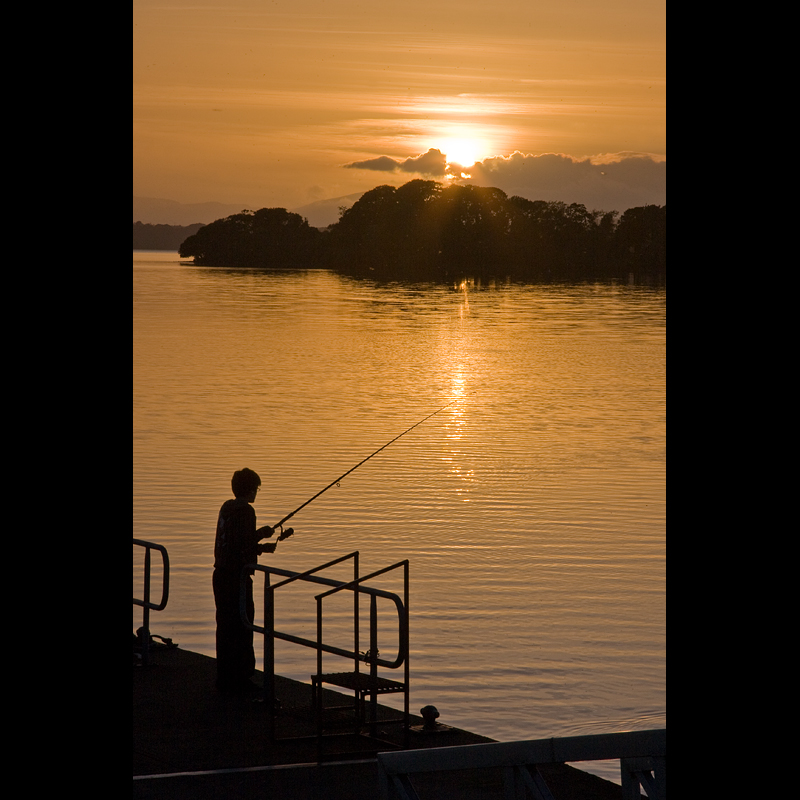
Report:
178,180,665,284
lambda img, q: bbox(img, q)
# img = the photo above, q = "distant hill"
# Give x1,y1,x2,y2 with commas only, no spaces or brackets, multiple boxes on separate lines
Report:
133,221,204,251
289,192,364,228
134,193,364,229
133,196,250,226
132,190,364,250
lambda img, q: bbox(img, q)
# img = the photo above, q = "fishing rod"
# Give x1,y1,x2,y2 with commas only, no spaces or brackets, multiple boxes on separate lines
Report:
270,393,476,535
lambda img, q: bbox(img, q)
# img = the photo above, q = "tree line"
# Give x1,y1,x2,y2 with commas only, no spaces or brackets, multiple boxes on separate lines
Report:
178,180,665,283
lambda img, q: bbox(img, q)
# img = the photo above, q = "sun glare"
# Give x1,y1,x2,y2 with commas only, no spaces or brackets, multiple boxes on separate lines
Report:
438,137,482,167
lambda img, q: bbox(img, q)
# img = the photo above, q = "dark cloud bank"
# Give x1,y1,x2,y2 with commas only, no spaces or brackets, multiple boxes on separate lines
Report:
344,149,665,213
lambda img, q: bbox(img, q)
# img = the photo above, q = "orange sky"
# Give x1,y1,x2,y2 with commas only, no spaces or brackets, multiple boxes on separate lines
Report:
133,1,665,213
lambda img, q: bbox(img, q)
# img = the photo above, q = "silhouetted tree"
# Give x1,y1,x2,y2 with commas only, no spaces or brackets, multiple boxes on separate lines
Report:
432,185,514,281
506,197,603,280
613,205,666,281
327,185,400,275
179,208,322,268
178,181,666,284
391,180,443,276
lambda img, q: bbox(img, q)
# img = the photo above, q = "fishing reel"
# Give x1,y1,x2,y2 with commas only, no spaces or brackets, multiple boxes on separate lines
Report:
276,525,294,541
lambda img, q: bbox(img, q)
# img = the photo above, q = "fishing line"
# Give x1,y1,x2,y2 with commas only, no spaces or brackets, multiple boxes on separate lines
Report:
271,391,478,533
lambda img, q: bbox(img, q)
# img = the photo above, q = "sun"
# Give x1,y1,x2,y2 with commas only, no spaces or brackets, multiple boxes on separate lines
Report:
435,135,490,167
437,137,485,168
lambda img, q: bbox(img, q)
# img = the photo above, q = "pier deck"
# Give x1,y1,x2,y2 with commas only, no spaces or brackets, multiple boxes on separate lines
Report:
133,645,637,799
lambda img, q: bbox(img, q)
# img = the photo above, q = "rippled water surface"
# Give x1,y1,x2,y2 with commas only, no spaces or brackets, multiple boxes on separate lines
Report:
133,251,665,765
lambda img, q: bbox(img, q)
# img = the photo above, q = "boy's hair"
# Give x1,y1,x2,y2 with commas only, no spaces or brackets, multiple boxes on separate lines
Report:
231,468,261,498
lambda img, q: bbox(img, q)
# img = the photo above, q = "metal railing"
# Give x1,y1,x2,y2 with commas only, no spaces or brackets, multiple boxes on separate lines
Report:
133,539,170,666
313,559,409,742
376,728,666,800
244,552,409,742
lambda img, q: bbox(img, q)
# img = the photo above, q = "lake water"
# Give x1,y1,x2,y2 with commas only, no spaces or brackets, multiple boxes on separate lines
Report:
133,250,665,779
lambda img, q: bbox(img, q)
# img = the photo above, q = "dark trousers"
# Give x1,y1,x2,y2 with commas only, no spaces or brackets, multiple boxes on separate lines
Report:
213,568,255,691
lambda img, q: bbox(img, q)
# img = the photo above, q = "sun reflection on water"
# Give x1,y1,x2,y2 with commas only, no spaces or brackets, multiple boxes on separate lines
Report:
458,280,470,317
442,371,477,500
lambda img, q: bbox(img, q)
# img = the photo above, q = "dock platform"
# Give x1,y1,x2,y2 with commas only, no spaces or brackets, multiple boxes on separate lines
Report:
133,644,643,799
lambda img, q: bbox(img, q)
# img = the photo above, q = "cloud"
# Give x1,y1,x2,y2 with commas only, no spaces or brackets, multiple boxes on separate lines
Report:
343,149,665,212
344,148,448,177
461,152,666,211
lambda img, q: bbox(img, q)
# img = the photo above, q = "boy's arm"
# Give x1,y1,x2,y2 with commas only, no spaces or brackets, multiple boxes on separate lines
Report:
256,526,293,554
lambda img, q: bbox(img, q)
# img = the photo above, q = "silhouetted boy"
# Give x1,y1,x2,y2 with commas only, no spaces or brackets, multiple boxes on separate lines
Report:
213,468,291,694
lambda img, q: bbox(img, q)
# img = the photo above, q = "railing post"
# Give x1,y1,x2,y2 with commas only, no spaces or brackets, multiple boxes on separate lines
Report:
141,546,152,665
353,552,359,695
369,593,379,734
264,570,276,738
316,593,323,746
404,560,409,746
354,551,360,735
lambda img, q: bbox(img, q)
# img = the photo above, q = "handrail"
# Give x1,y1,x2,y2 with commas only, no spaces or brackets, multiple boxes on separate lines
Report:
243,552,410,742
244,553,361,732
315,558,410,744
133,539,170,611
133,539,170,667
259,551,360,596
377,728,667,800
243,552,360,651
315,560,409,669
245,560,408,666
